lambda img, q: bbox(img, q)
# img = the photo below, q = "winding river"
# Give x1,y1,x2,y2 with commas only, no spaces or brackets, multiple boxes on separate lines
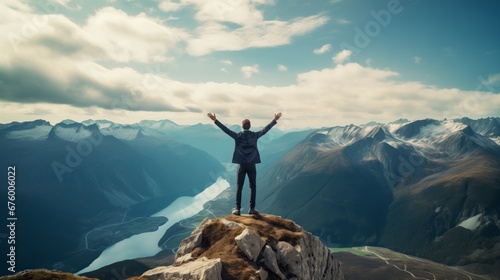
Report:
78,177,229,274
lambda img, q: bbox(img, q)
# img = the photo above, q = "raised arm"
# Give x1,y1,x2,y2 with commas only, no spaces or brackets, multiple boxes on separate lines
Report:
207,112,217,121
256,112,282,138
274,112,282,121
207,112,238,139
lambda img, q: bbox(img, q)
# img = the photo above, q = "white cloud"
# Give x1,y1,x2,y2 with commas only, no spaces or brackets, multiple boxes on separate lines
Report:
0,2,189,112
220,67,228,72
170,0,328,56
485,73,500,85
1,0,499,129
332,49,352,64
413,56,422,64
2,60,500,128
335,19,350,25
313,43,331,54
186,15,328,56
220,59,233,65
2,5,188,63
51,0,81,10
159,0,186,12
241,64,259,78
189,0,266,26
278,64,287,71
84,7,188,63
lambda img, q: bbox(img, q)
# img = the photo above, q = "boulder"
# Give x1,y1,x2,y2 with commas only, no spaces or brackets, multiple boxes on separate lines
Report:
175,218,210,260
234,228,266,262
261,245,285,279
276,241,301,276
142,257,222,280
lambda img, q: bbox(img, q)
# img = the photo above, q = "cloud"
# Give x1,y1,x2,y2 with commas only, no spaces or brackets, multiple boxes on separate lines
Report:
413,56,422,64
159,0,186,12
83,7,188,63
3,4,187,64
51,0,81,10
241,64,259,78
172,0,327,56
1,1,499,128
0,2,189,112
186,15,328,56
165,0,277,26
332,49,352,64
184,63,500,128
2,61,500,128
313,43,331,54
335,19,350,25
484,73,500,85
278,64,288,72
220,59,233,65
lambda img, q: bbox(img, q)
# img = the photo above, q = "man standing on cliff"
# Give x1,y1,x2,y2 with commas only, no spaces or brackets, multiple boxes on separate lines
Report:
207,112,282,216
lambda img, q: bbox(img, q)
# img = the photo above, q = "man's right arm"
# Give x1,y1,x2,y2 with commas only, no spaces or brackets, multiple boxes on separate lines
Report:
214,120,238,139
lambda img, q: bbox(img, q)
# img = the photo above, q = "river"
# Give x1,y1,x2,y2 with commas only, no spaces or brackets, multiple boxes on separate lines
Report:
77,177,229,274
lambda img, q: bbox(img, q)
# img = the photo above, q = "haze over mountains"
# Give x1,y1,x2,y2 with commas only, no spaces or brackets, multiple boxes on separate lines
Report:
1,117,499,278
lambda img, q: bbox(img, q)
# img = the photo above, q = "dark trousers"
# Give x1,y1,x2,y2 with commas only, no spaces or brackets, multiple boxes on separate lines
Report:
235,164,257,209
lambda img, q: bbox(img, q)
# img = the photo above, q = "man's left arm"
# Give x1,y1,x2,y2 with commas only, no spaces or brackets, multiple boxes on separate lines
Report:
256,112,282,138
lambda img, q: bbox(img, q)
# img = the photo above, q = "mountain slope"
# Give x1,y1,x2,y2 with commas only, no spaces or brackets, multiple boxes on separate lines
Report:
257,117,500,276
0,120,225,273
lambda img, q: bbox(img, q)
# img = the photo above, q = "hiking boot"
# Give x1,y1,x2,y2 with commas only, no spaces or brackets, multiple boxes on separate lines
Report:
232,208,240,216
248,208,260,215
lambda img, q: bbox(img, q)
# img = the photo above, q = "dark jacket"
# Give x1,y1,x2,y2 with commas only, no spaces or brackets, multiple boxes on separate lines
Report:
214,119,277,164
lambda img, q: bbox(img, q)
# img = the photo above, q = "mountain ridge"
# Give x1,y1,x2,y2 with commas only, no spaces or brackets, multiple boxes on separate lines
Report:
257,117,500,277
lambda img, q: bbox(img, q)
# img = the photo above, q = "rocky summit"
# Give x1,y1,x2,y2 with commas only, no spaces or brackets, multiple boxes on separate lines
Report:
140,214,344,280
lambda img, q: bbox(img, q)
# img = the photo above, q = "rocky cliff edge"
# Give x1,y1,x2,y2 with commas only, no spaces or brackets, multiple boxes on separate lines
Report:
140,214,344,280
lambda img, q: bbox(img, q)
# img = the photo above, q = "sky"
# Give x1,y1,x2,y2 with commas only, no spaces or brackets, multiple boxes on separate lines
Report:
0,0,499,129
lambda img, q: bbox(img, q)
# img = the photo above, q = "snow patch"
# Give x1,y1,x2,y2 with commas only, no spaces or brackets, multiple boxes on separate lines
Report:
54,126,93,142
385,123,406,134
7,125,52,140
458,214,482,231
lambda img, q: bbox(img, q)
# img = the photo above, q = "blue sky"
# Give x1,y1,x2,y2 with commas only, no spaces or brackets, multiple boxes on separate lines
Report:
0,0,499,128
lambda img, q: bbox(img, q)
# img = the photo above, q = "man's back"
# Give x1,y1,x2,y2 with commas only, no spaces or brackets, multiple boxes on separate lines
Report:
207,112,282,215
214,119,277,164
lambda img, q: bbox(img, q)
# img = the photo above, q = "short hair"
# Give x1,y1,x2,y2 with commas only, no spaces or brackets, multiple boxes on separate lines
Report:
242,119,251,130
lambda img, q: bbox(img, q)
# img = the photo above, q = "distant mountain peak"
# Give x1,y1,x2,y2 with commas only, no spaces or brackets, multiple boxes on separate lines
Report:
394,118,440,139
0,119,52,140
389,118,410,124
48,122,102,142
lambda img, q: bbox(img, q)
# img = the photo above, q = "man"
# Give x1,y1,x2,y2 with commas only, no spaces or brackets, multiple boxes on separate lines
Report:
207,112,282,215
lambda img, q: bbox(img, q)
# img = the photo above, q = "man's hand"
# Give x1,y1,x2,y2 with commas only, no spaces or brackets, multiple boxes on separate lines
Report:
207,112,217,121
274,112,282,121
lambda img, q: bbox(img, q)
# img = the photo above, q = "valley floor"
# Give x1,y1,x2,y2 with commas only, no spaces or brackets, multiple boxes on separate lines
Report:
330,246,493,280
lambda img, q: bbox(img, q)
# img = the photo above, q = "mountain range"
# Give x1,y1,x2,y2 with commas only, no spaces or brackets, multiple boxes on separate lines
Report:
1,117,499,278
257,117,500,277
0,119,225,272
